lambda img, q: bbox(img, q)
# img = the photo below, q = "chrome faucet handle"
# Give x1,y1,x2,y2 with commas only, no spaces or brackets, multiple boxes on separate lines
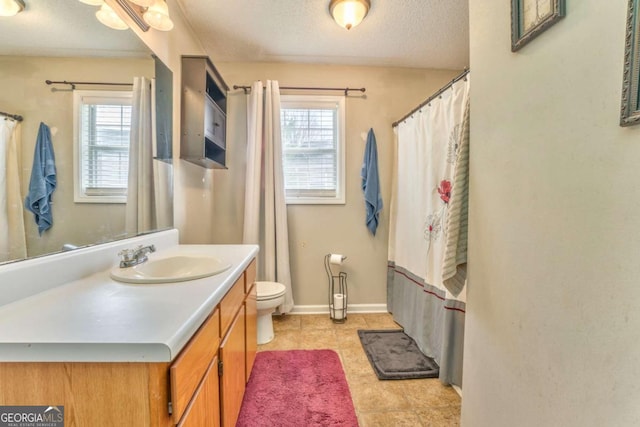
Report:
134,244,156,257
118,248,135,261
118,248,136,268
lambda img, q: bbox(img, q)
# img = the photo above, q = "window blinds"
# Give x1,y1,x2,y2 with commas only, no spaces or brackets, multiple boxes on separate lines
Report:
78,96,132,197
281,107,338,198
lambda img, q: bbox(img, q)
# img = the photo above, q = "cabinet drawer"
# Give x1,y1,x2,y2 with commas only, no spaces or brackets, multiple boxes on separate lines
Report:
170,309,220,424
244,258,256,293
220,276,245,336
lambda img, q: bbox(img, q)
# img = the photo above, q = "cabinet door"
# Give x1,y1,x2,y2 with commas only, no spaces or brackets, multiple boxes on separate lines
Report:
245,284,257,383
178,356,220,427
170,310,220,424
204,97,226,148
219,308,246,427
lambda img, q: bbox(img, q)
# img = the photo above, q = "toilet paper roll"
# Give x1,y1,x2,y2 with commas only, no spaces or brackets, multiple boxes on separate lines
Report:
333,294,346,320
333,293,345,310
329,254,346,265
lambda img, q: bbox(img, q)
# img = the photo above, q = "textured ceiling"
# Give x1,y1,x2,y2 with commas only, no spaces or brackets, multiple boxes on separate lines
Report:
0,0,149,57
175,0,470,69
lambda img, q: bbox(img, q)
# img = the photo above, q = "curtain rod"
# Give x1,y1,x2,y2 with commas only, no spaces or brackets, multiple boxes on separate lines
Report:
0,111,23,122
45,80,134,90
392,68,470,128
233,84,366,96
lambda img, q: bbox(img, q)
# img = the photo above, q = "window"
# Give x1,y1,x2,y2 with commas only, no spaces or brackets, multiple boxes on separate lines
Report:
280,95,345,204
73,90,132,203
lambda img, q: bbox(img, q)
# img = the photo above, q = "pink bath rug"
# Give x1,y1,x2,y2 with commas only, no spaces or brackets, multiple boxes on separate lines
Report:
236,349,359,427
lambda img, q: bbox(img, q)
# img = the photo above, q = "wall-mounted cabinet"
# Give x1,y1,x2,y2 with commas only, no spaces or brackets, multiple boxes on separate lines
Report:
181,56,229,169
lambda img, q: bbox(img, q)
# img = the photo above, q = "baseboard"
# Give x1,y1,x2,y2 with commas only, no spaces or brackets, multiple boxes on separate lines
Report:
452,384,462,397
289,304,388,315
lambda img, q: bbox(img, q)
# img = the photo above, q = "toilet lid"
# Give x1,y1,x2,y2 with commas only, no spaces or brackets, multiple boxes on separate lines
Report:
256,281,286,299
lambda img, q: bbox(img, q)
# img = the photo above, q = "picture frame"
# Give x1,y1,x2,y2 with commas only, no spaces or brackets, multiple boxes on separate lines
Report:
511,0,565,52
621,0,640,126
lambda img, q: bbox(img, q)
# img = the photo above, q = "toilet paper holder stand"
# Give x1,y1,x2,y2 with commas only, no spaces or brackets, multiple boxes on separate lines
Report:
324,254,348,323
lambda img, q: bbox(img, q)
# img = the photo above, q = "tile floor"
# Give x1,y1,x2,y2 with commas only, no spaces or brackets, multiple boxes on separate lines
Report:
257,313,461,427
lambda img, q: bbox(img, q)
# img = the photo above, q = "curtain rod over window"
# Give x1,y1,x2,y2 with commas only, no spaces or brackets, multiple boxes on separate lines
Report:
392,68,470,128
233,84,366,96
0,111,23,122
45,80,134,90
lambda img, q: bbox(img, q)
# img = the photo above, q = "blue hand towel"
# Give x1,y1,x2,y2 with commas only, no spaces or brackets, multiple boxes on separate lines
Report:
25,122,57,235
361,128,383,235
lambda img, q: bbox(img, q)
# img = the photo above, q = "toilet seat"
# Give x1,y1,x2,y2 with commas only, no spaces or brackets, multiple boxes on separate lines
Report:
256,281,286,301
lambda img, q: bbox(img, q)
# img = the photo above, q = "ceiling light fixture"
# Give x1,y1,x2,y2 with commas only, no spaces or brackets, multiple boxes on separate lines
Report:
78,0,103,5
143,0,173,31
329,0,370,30
0,0,25,17
96,2,129,30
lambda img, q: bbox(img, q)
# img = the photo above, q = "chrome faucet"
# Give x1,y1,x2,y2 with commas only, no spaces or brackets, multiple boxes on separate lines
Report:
118,244,156,268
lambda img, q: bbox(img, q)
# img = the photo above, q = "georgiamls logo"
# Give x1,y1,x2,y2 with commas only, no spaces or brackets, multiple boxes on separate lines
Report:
0,405,64,426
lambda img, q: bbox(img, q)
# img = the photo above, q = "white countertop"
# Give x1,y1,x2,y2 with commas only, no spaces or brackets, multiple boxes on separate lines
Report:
0,243,258,363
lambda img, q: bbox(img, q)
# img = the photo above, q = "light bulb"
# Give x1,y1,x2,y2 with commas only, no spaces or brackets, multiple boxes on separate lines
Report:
96,3,128,30
143,0,174,31
0,0,25,17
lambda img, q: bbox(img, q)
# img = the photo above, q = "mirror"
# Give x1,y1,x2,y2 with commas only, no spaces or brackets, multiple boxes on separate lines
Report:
0,0,173,264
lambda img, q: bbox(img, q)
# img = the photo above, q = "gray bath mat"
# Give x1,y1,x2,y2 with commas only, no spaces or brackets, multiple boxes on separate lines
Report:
357,329,439,380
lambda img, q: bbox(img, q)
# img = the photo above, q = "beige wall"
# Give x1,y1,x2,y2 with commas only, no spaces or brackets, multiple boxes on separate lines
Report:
213,62,460,306
464,1,640,425
0,56,153,258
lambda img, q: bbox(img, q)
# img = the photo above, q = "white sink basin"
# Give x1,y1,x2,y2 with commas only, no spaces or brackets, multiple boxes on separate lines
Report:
110,255,231,284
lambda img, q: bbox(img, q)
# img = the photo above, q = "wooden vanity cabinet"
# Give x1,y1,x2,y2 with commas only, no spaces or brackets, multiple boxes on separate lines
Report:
0,257,258,427
0,362,174,427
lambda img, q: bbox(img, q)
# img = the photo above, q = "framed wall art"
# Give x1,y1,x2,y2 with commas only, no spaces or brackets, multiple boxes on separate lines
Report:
621,0,640,126
511,0,565,52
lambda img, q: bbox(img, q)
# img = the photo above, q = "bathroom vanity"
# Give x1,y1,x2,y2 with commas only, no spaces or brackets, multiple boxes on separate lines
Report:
0,230,258,427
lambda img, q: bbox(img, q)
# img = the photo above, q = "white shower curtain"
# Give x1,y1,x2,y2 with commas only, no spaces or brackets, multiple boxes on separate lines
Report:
126,77,156,235
388,75,470,386
243,81,294,313
0,119,27,262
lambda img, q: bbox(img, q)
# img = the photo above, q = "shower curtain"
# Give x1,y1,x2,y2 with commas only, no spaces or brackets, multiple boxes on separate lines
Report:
243,80,294,312
126,77,157,235
150,77,173,230
0,118,27,262
388,75,470,386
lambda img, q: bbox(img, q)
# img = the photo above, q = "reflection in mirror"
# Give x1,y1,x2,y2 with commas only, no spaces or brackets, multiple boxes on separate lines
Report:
0,0,173,264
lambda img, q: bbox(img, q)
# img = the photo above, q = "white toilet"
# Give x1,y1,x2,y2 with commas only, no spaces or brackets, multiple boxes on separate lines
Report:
256,281,287,344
